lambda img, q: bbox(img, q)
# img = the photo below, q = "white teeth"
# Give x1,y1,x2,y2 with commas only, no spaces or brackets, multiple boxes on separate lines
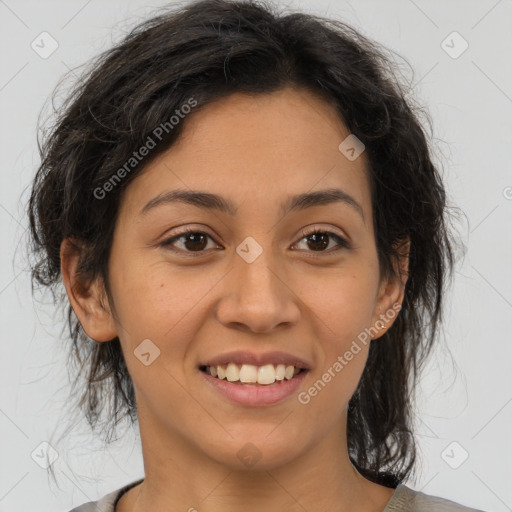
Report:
239,364,258,383
258,364,277,385
204,363,302,385
275,364,286,380
225,363,239,382
284,365,294,380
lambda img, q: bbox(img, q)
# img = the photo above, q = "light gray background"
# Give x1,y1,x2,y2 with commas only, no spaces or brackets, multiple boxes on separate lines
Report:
1,0,511,511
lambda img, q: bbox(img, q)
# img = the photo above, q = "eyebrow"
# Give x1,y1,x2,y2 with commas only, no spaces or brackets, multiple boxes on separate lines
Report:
139,187,365,222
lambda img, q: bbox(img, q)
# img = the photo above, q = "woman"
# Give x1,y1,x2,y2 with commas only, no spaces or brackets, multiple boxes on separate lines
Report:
27,0,484,510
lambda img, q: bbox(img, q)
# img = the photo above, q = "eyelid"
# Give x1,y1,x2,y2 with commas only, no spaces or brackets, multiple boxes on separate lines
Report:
297,225,349,243
160,225,351,255
159,227,219,255
294,226,351,251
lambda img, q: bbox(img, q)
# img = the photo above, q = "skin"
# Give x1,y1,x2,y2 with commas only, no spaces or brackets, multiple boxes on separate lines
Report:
61,86,409,512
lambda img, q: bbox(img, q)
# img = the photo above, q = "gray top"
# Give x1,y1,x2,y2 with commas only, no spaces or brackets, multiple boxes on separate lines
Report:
68,478,486,511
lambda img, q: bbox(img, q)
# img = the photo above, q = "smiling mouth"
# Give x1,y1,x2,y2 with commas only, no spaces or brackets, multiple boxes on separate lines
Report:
199,363,307,386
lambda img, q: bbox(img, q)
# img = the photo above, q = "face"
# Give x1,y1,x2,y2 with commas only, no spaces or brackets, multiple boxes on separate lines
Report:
76,87,404,470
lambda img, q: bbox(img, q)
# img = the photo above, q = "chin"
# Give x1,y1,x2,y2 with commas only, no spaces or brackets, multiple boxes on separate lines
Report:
199,433,309,472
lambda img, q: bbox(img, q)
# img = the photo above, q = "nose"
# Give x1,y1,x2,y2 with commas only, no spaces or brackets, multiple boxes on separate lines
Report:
215,245,301,334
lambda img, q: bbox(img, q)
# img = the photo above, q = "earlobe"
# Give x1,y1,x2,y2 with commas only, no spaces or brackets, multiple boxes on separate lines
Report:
371,238,410,339
60,238,117,342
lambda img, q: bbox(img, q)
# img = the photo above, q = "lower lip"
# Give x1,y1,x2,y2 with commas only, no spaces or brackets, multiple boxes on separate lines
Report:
200,369,308,406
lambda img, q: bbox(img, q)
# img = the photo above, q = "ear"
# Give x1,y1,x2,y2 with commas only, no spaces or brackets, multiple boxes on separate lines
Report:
369,237,410,340
60,238,118,342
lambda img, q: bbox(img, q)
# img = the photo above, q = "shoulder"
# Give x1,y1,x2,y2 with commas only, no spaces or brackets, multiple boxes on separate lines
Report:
383,483,487,512
66,478,144,512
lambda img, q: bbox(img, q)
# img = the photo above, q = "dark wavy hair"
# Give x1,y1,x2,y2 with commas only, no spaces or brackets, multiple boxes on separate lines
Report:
27,0,460,488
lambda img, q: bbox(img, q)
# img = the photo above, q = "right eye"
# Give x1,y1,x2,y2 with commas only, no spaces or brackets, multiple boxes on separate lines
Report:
160,229,221,255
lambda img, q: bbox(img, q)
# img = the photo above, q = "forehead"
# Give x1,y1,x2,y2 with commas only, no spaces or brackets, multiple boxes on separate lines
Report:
123,87,372,220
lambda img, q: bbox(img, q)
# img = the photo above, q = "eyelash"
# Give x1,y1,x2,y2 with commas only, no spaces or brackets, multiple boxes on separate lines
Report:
159,227,350,257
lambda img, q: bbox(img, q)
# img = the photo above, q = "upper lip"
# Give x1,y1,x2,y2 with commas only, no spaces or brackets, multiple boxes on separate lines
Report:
200,350,311,370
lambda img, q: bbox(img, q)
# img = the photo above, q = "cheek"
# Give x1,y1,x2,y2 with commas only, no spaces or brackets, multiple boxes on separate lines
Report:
108,265,210,406
293,340,370,448
297,294,372,425
302,265,379,342
109,257,210,338
296,262,377,405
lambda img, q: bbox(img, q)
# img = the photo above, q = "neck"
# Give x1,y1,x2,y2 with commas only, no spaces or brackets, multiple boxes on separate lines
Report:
117,404,395,512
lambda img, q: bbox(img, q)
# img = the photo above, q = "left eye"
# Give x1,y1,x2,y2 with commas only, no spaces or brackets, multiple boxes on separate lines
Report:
294,229,350,253
160,228,349,255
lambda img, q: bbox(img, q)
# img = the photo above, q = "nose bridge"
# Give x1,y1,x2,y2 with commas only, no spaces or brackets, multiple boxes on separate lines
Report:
216,234,300,332
235,234,284,303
